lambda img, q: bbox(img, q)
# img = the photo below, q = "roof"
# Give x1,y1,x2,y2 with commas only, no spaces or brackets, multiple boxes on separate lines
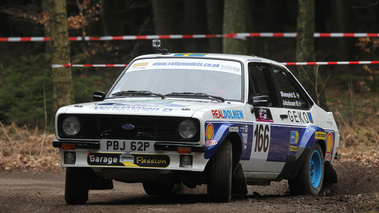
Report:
134,53,287,70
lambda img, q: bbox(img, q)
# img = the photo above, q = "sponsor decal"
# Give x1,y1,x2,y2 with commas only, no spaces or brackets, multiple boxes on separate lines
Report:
87,153,123,166
290,131,299,144
149,58,241,75
289,145,298,152
242,133,248,150
325,133,334,161
220,64,241,72
132,154,170,167
205,123,217,147
205,141,217,146
315,131,327,140
95,103,173,113
88,152,170,168
229,127,239,132
121,153,170,168
173,53,206,57
132,62,148,69
240,125,248,133
211,110,244,119
287,110,313,123
254,108,273,122
206,124,214,140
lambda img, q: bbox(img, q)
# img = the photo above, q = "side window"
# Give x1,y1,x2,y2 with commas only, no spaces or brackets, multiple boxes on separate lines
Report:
248,63,279,107
272,66,312,109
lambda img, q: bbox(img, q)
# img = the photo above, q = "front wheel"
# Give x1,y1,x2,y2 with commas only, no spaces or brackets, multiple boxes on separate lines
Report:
65,167,90,204
207,139,232,202
289,143,324,195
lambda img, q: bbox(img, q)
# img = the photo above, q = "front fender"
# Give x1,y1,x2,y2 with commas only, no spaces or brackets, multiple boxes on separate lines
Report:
204,122,242,159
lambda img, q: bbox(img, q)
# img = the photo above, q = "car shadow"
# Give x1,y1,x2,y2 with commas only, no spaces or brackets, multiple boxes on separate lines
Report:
87,191,296,206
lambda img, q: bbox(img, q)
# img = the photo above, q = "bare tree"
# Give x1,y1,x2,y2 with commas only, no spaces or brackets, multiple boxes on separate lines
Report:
206,0,223,53
296,0,328,110
222,0,247,55
151,0,182,51
49,0,74,112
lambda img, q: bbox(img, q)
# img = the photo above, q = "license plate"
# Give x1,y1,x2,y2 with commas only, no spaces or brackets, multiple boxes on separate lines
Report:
100,140,154,152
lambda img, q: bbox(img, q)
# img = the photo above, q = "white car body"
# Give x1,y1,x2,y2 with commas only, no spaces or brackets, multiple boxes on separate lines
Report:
54,52,340,203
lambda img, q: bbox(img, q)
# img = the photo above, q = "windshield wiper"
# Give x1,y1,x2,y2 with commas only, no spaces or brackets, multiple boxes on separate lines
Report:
165,92,225,102
112,90,165,99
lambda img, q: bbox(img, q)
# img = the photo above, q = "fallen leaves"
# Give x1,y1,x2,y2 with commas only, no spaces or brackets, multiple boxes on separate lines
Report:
0,123,63,173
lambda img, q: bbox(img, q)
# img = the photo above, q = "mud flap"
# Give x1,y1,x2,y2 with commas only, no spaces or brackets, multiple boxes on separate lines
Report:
231,163,248,195
323,161,337,184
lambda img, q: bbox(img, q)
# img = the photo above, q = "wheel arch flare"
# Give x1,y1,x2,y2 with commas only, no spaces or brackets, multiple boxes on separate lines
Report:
203,122,243,169
297,125,336,162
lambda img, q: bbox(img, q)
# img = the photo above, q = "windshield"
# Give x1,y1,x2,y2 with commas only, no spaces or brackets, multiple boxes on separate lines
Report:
109,58,243,101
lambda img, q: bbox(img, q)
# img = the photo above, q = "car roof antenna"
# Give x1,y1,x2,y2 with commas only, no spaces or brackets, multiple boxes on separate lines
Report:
152,40,170,55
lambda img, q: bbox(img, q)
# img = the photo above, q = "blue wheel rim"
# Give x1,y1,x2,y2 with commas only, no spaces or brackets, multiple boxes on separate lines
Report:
309,150,322,189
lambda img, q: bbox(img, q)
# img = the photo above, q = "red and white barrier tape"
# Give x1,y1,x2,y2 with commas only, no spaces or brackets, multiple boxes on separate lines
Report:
52,64,128,68
52,61,379,68
282,61,379,66
1,34,224,42
2,32,379,42
227,32,379,39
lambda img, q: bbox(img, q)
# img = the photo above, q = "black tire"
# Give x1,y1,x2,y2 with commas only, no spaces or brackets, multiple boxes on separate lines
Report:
142,181,177,195
65,167,90,204
289,143,324,195
207,139,232,202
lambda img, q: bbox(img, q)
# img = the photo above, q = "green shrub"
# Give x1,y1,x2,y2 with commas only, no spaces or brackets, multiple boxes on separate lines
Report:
0,54,53,129
0,53,117,130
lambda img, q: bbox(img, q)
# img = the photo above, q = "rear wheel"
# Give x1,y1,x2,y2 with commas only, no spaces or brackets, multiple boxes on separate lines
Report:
65,167,90,204
207,139,232,202
289,143,324,195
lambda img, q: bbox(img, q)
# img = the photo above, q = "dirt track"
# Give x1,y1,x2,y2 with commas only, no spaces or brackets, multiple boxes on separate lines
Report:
0,147,378,212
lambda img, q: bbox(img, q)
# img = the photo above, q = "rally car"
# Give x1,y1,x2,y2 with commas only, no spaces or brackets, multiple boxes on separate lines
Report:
53,41,340,204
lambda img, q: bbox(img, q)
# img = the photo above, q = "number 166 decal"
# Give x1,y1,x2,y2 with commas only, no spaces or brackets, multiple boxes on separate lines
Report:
249,123,271,164
253,123,270,153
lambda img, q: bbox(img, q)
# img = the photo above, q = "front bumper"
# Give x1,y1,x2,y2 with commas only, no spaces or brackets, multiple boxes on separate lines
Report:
53,139,207,172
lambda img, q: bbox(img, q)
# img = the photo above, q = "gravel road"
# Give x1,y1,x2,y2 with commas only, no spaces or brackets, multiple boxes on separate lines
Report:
0,148,378,212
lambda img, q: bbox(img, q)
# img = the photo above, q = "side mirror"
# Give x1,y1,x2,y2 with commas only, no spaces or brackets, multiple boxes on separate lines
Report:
251,95,269,106
93,91,106,101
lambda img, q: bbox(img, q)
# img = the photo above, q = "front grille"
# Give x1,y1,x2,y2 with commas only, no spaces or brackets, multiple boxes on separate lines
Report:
58,114,200,142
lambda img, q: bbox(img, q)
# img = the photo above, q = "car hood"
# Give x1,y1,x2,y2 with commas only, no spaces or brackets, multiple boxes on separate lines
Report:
59,98,230,117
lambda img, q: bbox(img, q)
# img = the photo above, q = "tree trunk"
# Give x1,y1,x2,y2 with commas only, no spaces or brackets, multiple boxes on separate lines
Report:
183,0,207,52
296,0,328,110
152,0,182,52
206,0,223,53
49,0,74,113
333,0,354,60
222,0,247,55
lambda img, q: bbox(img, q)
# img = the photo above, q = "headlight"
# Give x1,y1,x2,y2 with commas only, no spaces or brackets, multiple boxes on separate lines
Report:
62,116,81,136
178,119,197,139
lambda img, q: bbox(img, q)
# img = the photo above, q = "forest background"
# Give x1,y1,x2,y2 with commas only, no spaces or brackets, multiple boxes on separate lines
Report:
0,0,378,156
